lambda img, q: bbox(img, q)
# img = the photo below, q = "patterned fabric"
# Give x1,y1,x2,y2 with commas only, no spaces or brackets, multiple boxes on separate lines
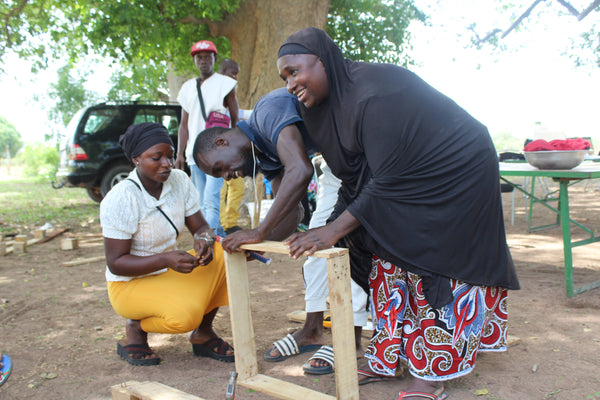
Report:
365,256,508,381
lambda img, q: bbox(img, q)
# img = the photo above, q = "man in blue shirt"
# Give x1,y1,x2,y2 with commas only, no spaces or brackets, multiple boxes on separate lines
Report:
193,87,368,375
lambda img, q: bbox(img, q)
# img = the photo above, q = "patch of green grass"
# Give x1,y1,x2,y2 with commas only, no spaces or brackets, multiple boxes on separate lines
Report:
0,178,99,235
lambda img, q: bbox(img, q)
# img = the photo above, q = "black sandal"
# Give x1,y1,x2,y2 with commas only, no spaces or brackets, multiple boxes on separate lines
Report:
116,341,161,366
192,337,235,362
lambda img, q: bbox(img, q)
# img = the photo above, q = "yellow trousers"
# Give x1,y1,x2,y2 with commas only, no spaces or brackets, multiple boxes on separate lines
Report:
220,177,245,230
107,243,228,334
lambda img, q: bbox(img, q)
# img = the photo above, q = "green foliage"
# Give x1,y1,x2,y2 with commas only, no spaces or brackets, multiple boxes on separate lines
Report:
3,0,426,115
16,142,60,181
0,0,243,74
47,64,99,129
0,177,98,235
491,130,524,152
0,116,23,158
106,59,170,102
327,0,426,65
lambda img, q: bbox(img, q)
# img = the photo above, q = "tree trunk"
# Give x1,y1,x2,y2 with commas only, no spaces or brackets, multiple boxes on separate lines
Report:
210,0,329,108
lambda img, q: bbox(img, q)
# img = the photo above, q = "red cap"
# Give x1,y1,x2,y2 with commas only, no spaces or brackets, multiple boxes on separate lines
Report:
190,40,218,57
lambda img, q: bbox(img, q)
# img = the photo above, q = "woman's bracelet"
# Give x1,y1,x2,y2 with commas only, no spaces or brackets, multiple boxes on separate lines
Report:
193,231,216,246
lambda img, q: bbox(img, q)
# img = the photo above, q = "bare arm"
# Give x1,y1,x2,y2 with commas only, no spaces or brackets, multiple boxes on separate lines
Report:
104,210,217,276
285,209,361,259
221,124,313,252
224,89,239,128
175,110,189,170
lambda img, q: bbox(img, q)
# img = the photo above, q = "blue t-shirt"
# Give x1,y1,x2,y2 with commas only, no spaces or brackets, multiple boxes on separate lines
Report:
237,88,318,180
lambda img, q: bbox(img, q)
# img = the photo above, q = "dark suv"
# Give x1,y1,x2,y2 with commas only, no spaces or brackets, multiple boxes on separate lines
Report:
53,102,182,202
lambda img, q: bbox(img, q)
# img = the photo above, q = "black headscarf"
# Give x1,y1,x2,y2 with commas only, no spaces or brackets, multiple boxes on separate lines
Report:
279,28,519,307
119,122,174,162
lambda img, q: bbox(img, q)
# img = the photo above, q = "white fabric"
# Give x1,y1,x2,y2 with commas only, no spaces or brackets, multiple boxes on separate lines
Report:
273,333,300,356
100,169,201,282
307,345,335,368
303,158,369,326
177,73,237,165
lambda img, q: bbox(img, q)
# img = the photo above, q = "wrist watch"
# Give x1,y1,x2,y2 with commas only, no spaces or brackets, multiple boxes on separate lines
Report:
194,231,215,246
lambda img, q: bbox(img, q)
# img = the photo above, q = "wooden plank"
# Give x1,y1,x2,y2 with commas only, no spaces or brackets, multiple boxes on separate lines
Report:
34,229,46,239
62,255,105,267
327,254,359,400
224,251,258,380
26,238,41,246
12,242,26,253
240,374,335,400
38,228,69,244
240,241,348,258
61,238,79,250
110,380,206,400
225,241,357,400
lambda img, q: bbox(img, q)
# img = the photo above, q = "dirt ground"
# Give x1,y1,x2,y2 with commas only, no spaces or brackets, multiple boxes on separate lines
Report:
1,178,600,400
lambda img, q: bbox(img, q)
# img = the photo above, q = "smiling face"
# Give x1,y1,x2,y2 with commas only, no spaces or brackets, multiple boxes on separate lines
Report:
196,143,254,181
133,143,175,184
277,54,329,108
193,51,216,77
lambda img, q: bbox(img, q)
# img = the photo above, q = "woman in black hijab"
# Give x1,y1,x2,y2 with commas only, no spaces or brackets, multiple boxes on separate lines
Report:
278,28,519,399
100,122,233,366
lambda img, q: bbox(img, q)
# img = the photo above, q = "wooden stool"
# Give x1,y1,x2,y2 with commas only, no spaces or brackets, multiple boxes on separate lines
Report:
227,241,359,400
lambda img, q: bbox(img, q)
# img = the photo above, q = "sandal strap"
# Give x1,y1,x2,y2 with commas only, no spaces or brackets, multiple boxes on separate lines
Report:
273,333,299,357
202,337,231,354
307,345,334,368
123,344,156,360
397,391,440,399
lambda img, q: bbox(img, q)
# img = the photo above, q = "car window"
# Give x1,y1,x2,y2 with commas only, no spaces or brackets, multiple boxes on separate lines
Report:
133,108,179,135
83,108,121,135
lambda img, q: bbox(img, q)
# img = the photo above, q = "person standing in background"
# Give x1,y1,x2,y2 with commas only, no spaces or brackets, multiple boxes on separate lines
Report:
175,40,239,237
218,59,251,235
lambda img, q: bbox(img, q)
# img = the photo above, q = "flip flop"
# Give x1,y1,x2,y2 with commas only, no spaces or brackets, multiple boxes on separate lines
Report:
302,345,334,375
264,333,322,362
0,354,12,387
357,366,404,386
397,388,448,399
192,337,234,363
116,341,161,366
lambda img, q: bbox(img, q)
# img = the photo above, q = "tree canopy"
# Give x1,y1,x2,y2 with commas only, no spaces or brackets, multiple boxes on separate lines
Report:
1,0,424,107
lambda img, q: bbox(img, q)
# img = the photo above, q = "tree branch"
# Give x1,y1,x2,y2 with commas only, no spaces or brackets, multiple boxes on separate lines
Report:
178,14,207,26
578,0,600,20
556,0,581,16
501,0,546,39
2,0,29,47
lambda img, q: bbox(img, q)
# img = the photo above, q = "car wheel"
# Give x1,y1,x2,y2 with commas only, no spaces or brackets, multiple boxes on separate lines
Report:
101,164,133,197
86,187,104,203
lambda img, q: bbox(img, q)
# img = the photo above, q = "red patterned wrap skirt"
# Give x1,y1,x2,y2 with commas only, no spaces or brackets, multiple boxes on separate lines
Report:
365,256,509,381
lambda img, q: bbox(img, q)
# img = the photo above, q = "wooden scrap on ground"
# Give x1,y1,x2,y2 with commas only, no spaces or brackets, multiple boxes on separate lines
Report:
34,229,46,239
111,380,206,400
62,256,105,267
61,238,79,250
37,228,69,244
12,241,26,253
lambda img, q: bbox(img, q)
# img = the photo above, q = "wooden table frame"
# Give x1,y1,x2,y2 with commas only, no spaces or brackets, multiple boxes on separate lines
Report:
226,241,359,400
500,162,600,297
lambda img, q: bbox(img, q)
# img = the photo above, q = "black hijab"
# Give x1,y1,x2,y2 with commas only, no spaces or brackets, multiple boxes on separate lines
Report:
279,28,519,305
119,122,174,162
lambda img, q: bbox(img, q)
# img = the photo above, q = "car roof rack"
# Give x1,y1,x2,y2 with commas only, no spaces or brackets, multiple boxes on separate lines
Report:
95,99,180,106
